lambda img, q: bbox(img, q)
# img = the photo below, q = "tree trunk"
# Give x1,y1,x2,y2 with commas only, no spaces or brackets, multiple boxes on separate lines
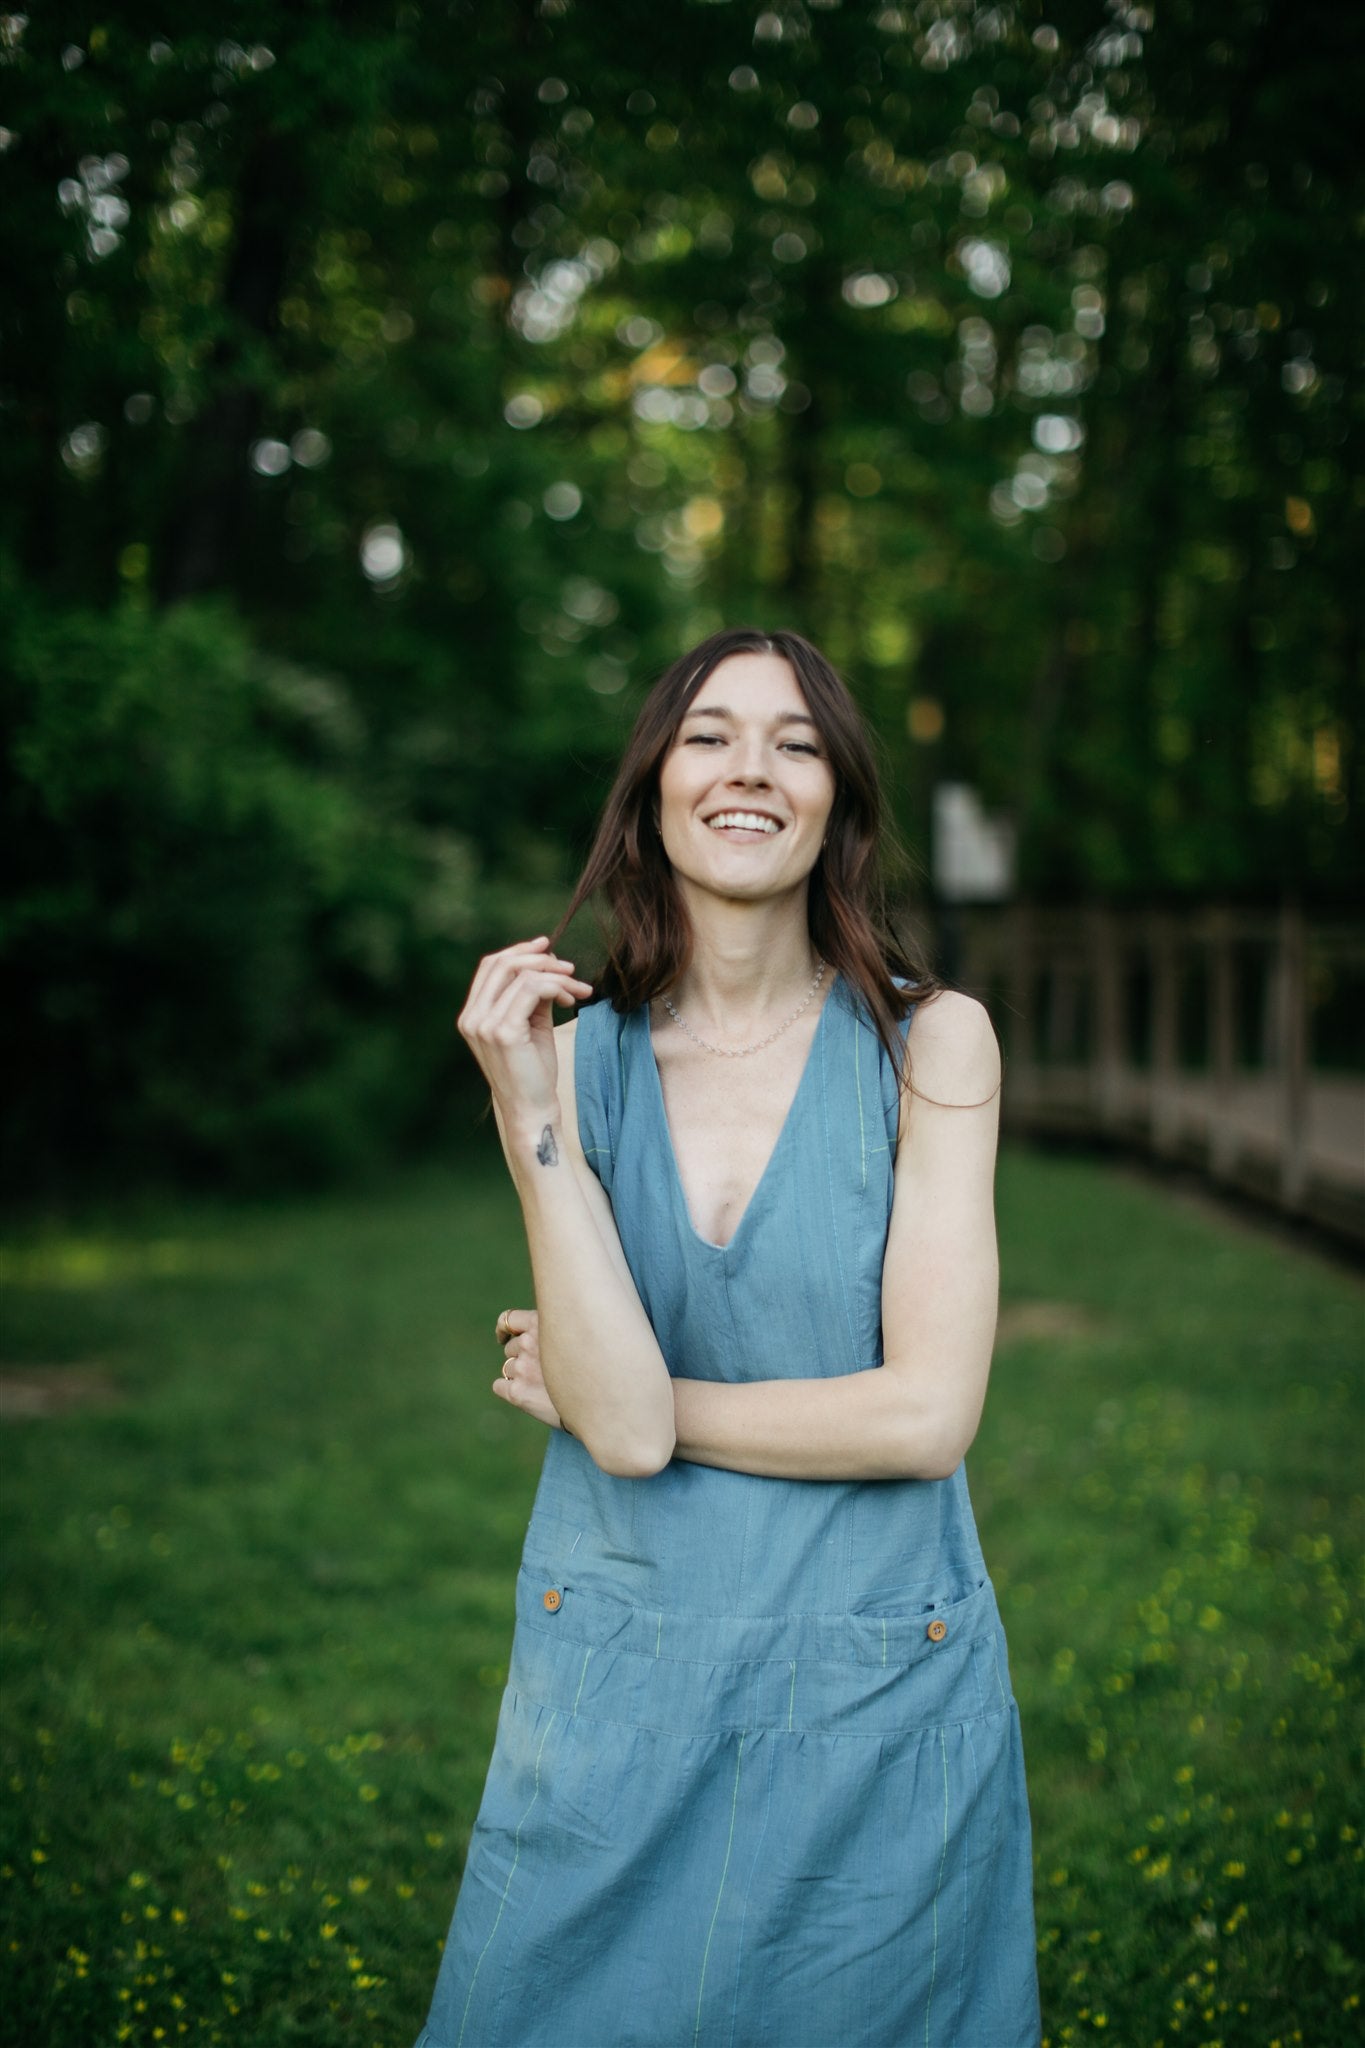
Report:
157,127,301,602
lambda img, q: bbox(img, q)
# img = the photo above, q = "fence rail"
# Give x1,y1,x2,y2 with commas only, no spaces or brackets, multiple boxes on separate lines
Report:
952,904,1365,1245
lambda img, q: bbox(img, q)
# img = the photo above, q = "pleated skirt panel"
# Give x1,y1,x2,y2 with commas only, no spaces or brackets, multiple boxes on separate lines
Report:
415,1569,1040,2048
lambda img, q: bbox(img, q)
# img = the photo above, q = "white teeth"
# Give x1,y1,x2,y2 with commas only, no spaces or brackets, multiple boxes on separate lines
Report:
707,811,781,834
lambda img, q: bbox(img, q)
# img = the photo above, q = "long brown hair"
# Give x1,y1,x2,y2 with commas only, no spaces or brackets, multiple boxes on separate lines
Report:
554,627,941,1079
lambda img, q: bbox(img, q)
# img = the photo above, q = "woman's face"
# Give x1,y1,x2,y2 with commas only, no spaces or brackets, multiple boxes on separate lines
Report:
656,653,837,908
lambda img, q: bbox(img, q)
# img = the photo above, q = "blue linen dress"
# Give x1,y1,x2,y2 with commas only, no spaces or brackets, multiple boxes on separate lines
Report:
416,977,1040,2048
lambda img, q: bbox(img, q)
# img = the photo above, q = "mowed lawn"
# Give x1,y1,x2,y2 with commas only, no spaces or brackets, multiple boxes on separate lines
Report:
1,1145,1360,2048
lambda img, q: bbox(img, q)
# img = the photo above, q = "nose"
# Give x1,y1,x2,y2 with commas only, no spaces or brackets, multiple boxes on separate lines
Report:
727,736,772,786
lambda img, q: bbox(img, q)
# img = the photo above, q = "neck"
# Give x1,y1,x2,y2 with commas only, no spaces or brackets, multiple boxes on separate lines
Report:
667,884,821,1030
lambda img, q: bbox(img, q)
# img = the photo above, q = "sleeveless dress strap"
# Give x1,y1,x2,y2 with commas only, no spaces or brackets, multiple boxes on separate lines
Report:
872,980,917,1156
577,981,914,1181
573,998,626,1195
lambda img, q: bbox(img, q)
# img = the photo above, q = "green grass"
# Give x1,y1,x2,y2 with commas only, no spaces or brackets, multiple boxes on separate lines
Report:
1,1146,1361,2048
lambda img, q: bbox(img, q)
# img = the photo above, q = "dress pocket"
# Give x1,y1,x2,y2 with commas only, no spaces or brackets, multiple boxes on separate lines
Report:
838,1576,1012,1731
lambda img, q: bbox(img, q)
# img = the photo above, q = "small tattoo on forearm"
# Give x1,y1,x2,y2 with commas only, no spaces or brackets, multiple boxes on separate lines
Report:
536,1125,559,1166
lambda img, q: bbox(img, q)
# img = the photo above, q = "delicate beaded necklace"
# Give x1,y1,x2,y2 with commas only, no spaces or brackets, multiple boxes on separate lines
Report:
659,959,828,1058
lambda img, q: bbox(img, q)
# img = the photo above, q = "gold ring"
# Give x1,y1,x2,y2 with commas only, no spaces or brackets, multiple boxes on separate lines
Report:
502,1359,514,1381
495,1311,511,1342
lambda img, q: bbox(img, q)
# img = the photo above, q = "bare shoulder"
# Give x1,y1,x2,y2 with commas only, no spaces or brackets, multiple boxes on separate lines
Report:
905,989,1001,1107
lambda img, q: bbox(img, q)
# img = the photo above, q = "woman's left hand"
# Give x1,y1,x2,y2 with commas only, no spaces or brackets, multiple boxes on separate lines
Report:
492,1308,563,1430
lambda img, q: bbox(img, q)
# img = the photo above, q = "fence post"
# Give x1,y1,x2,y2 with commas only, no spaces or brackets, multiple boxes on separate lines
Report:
1208,907,1237,1181
1091,905,1123,1132
1010,903,1037,1123
1278,901,1309,1211
1150,913,1179,1155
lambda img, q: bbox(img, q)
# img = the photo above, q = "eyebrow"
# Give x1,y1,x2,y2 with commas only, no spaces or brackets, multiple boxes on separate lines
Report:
681,703,819,728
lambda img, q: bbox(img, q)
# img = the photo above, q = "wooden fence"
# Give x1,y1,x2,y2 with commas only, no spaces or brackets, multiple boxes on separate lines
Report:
950,904,1365,1246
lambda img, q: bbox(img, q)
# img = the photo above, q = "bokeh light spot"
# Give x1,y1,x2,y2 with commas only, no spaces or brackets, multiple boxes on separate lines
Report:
291,428,332,469
504,394,544,429
250,439,292,477
61,422,105,476
908,697,946,742
360,524,407,584
843,272,897,308
959,239,1010,299
543,481,583,521
1033,414,1084,454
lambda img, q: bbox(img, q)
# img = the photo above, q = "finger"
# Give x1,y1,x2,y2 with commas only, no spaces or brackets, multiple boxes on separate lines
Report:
460,939,576,1031
461,966,575,1040
468,964,593,1039
463,937,551,1011
478,970,588,1044
481,958,593,1004
462,977,553,1050
480,951,582,992
475,976,558,1049
473,947,582,998
499,1308,534,1337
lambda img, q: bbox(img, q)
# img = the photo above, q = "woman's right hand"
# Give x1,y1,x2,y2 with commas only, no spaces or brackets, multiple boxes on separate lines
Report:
457,936,594,1126
493,1307,564,1430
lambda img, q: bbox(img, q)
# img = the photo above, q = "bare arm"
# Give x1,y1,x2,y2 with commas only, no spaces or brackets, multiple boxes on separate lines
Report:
669,991,1001,1480
461,939,675,1477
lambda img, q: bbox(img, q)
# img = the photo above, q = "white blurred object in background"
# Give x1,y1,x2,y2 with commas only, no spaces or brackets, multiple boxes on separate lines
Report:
933,782,1017,903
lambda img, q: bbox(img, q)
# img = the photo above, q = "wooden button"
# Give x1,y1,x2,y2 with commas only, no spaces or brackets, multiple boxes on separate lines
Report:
926,1618,947,1642
543,1588,562,1612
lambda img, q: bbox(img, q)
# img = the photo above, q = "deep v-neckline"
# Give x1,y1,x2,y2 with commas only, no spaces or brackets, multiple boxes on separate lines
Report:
643,974,839,1253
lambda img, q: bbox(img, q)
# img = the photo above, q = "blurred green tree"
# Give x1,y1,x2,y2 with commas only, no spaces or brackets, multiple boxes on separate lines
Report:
2,0,1358,1188
3,597,477,1187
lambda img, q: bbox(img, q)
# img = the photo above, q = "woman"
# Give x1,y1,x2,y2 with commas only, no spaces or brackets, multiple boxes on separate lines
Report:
415,628,1040,2048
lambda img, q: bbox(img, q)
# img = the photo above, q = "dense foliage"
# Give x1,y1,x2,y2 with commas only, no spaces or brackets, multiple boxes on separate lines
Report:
3,598,476,1181
3,1,1359,1186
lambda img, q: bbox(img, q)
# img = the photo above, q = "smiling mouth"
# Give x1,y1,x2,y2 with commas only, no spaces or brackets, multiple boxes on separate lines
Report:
705,810,784,835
